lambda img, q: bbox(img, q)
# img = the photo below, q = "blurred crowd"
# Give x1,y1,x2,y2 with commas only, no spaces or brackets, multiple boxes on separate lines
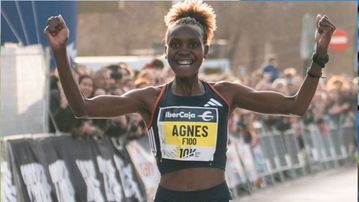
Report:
48,56,357,144
49,58,168,140
229,57,356,150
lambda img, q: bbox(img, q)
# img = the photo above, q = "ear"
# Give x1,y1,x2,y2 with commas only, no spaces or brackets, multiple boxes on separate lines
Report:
204,45,209,59
164,45,168,58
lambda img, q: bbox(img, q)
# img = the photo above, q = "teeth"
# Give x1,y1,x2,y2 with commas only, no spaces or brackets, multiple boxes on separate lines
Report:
178,60,192,65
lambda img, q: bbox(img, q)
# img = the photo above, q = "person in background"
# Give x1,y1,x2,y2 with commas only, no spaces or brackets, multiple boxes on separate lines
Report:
326,78,350,126
143,58,166,85
73,75,104,138
93,67,111,91
134,78,152,88
49,75,77,133
261,56,279,83
144,58,165,71
105,115,129,137
255,71,273,91
78,75,94,98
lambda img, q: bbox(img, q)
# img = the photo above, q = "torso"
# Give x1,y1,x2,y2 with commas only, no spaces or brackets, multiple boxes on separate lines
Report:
140,81,232,191
160,167,225,191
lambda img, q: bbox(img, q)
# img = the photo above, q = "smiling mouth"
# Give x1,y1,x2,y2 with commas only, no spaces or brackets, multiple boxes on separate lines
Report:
177,59,193,67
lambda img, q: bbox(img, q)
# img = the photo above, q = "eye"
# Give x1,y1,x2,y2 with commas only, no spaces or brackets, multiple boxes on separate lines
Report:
189,42,199,48
169,42,180,49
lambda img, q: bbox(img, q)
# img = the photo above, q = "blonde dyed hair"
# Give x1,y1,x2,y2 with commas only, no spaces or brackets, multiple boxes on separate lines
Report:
164,1,216,45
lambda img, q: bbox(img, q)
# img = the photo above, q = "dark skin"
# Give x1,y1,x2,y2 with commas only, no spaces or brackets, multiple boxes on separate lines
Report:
45,14,335,191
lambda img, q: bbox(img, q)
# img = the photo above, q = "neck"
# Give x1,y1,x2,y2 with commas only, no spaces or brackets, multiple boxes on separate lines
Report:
172,76,204,96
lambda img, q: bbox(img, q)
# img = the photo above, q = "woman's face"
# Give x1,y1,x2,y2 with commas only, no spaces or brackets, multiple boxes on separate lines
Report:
166,24,208,78
79,77,94,98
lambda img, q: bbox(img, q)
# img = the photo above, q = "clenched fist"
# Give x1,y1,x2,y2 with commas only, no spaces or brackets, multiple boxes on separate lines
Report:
44,15,69,53
315,14,336,57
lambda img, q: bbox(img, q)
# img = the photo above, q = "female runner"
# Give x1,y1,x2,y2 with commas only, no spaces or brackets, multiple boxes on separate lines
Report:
44,2,335,202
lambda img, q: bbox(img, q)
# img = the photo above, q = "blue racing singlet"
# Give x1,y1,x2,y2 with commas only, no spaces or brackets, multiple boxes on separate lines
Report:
147,81,230,174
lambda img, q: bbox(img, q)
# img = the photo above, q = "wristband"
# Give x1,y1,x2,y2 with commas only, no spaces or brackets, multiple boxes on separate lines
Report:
312,53,329,68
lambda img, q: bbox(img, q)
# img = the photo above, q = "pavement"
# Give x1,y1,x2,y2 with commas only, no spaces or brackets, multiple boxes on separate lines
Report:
233,165,357,202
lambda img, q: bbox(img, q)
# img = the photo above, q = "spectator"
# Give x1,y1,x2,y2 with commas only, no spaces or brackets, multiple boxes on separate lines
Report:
143,58,165,71
127,113,147,140
272,78,289,95
94,67,111,91
326,77,350,125
283,67,301,95
261,56,279,82
255,72,273,91
135,78,152,88
105,115,129,137
106,64,124,91
74,75,104,138
49,78,77,133
78,75,94,98
72,119,104,138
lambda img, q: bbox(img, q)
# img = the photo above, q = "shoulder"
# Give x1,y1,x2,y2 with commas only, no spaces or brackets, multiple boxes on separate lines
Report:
129,84,166,99
211,81,247,93
210,81,254,101
122,84,167,112
124,84,165,99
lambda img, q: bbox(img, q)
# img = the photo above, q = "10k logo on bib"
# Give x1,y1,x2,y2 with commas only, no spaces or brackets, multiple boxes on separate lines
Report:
157,106,218,161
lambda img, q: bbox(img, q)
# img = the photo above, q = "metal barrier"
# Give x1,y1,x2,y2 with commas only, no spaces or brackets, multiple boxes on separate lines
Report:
255,127,304,184
227,115,356,197
1,115,356,201
300,116,356,171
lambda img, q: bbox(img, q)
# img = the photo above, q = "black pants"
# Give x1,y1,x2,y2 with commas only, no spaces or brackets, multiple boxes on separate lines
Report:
154,181,232,202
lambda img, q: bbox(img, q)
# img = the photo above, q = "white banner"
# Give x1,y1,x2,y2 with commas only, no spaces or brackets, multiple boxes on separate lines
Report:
1,45,48,136
126,140,160,199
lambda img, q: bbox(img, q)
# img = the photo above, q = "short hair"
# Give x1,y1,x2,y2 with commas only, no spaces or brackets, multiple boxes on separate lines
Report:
164,2,216,46
150,58,164,69
78,74,93,85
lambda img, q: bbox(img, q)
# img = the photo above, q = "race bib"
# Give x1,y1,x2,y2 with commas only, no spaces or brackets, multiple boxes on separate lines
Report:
157,106,218,161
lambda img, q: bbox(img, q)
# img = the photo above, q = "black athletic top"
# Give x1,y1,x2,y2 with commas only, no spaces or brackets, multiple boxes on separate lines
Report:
147,81,230,175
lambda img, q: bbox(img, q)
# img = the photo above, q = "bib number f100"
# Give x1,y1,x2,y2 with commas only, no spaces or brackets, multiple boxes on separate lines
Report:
157,106,218,161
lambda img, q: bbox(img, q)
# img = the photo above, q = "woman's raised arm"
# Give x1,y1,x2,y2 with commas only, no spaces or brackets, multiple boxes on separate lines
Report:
218,14,336,116
44,15,155,119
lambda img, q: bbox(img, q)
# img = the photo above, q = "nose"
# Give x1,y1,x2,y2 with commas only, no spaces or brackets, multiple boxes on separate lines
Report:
177,47,190,56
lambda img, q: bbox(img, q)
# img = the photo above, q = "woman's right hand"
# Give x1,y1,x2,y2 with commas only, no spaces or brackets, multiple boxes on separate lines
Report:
44,15,69,53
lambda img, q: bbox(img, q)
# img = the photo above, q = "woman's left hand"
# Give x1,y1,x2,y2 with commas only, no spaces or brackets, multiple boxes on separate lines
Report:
315,14,336,57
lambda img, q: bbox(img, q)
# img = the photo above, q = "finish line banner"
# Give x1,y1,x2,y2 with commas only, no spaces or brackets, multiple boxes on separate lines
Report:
1,135,146,202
